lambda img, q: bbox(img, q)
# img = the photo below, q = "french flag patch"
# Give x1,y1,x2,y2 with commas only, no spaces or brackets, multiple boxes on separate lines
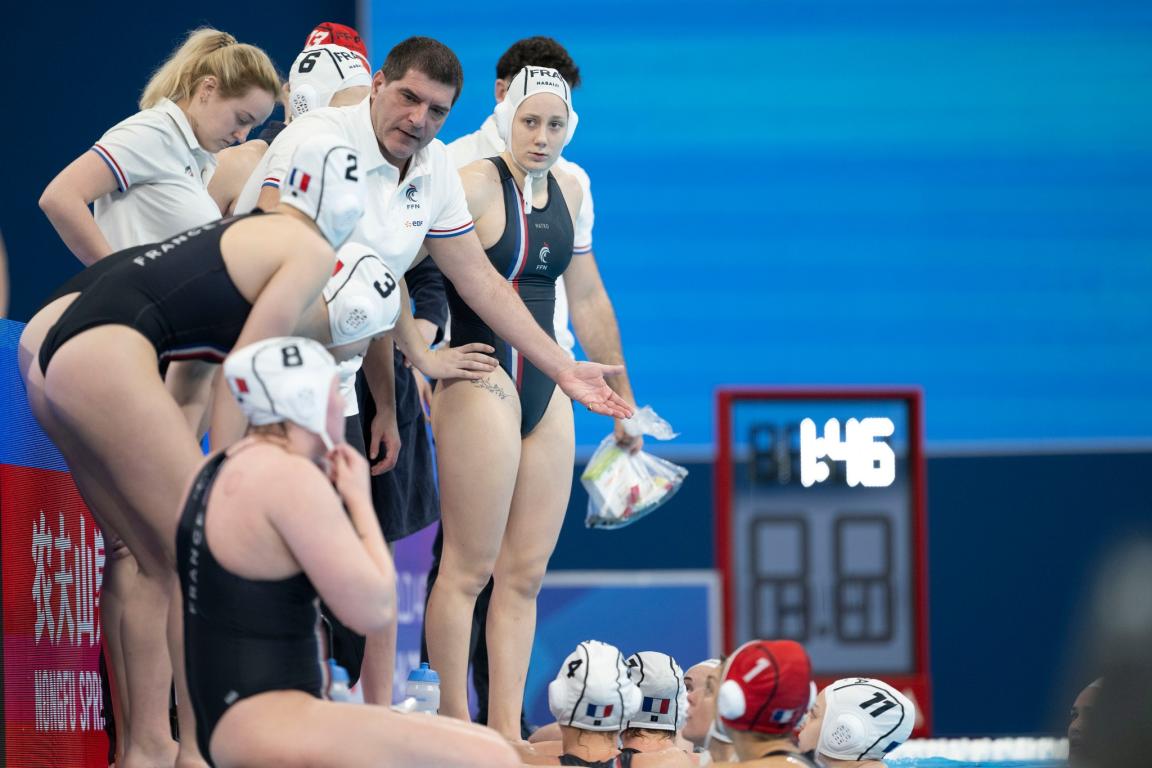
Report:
234,378,250,394
289,168,312,192
642,697,670,715
585,703,614,722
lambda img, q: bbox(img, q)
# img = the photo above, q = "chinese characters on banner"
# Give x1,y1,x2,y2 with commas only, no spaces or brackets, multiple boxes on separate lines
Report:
2,464,110,766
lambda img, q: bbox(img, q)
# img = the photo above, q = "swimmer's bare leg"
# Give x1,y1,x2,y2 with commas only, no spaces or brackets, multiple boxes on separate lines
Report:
487,387,574,739
425,371,522,721
210,691,521,768
360,626,397,705
165,360,217,439
20,302,179,767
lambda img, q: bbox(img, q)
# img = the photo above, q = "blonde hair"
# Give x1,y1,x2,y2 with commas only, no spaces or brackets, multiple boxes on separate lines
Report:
140,28,280,109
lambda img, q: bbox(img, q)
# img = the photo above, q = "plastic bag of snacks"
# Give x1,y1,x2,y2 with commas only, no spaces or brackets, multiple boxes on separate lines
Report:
581,407,688,530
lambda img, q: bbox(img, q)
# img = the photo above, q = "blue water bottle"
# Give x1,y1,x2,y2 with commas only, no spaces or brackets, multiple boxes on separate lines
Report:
406,662,440,714
328,659,354,703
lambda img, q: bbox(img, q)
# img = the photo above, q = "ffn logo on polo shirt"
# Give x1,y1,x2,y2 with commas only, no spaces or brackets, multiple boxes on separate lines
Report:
405,183,420,210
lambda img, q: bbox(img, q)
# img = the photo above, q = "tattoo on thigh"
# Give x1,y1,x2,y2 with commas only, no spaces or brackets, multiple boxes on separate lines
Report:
470,378,509,400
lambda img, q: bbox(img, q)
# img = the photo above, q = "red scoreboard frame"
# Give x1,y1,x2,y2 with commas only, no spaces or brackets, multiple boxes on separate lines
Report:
714,387,932,734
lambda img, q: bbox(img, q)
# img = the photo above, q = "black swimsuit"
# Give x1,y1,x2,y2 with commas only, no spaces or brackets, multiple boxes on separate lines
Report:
559,749,635,767
446,157,574,436
177,451,328,763
38,213,259,375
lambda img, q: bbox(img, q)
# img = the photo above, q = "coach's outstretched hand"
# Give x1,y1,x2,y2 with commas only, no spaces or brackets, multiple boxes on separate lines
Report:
556,362,633,419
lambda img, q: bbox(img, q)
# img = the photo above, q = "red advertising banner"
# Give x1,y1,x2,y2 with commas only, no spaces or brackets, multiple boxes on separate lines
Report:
1,463,109,766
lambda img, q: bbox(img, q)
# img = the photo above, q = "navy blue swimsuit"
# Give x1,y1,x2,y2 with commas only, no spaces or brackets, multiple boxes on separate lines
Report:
445,157,574,436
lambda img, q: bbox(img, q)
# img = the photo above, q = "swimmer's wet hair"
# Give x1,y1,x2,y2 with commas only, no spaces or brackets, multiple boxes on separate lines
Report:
623,727,675,741
380,36,464,105
496,37,581,89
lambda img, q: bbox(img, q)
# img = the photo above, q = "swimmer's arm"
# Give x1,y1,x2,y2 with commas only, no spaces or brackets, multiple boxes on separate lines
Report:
514,740,563,765
270,455,396,634
211,226,334,447
391,280,497,381
362,337,401,474
255,182,282,212
165,360,217,439
207,142,266,216
39,151,119,265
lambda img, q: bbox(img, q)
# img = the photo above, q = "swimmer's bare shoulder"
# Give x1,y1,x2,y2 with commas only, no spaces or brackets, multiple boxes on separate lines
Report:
631,746,697,767
220,443,338,520
550,166,583,225
511,739,562,765
711,756,809,768
458,158,503,218
209,139,270,215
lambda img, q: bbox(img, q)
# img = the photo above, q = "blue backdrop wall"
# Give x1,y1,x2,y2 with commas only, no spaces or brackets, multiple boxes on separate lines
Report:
366,0,1152,453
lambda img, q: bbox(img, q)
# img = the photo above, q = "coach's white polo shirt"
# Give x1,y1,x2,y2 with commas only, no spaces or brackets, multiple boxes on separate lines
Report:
251,97,475,277
243,97,476,415
447,114,594,357
90,98,221,250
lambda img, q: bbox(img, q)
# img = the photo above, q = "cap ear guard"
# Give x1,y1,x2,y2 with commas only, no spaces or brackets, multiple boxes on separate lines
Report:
323,245,402,346
323,191,366,249
548,674,573,723
290,83,319,118
620,665,643,727
279,135,365,248
717,678,747,720
822,710,870,758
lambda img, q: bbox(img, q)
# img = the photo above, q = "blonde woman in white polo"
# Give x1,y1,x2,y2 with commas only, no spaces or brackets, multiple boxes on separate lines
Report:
39,28,279,263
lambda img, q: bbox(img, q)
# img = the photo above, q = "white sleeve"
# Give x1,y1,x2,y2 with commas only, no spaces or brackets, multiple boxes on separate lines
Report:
446,133,479,168
258,120,316,191
566,163,595,254
231,149,271,215
427,146,475,239
90,116,175,192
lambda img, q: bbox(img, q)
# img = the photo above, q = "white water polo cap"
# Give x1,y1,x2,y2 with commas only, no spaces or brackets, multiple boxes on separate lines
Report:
288,44,371,118
494,65,578,147
279,133,365,248
625,651,689,732
323,243,402,346
493,65,578,213
548,640,642,731
224,337,338,450
817,678,915,761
